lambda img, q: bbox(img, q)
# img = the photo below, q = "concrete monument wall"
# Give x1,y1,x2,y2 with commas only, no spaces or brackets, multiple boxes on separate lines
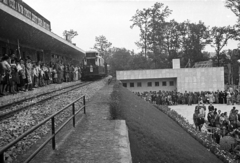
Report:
116,67,224,93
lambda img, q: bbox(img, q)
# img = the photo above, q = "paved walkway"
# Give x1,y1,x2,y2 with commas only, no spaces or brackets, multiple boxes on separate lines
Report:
32,84,131,163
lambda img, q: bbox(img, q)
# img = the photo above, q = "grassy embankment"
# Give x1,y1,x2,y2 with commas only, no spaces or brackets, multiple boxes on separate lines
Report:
109,83,222,163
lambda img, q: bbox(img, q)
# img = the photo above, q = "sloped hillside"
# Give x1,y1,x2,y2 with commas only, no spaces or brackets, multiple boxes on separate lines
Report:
110,84,222,163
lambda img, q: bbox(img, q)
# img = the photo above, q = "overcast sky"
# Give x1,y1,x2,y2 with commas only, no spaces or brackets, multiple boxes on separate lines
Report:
24,0,239,53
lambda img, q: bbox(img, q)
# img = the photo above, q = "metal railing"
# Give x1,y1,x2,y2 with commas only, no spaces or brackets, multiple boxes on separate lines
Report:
0,95,86,163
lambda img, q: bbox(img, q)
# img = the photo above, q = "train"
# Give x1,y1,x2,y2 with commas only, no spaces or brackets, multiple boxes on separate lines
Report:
81,51,108,80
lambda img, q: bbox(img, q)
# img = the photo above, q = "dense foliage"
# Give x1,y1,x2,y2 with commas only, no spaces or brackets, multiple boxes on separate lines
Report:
93,1,240,82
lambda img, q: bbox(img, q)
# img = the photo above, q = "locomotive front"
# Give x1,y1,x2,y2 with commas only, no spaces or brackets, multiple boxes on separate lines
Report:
81,51,106,80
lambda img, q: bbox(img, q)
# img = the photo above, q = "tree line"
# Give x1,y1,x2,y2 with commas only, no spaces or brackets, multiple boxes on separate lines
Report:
93,0,240,84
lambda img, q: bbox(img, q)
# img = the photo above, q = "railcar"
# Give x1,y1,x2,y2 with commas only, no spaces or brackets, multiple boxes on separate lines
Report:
81,51,107,80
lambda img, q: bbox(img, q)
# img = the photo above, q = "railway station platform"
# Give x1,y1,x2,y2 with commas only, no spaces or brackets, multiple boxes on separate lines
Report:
0,81,82,107
16,82,132,163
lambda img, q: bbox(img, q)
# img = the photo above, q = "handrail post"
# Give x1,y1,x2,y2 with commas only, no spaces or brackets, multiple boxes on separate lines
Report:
0,152,4,163
83,96,86,114
51,117,56,150
72,103,75,127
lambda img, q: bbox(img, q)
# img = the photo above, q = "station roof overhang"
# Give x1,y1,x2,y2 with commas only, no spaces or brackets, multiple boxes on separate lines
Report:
0,3,85,60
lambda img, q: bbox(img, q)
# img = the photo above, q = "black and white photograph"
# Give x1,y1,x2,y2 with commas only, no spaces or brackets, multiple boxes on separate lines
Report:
0,0,240,162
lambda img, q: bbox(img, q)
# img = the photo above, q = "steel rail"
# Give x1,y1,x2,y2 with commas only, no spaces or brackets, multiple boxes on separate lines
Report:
0,81,92,121
0,81,88,111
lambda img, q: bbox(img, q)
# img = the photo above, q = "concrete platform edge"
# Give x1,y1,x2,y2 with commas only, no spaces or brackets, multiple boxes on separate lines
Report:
115,120,132,163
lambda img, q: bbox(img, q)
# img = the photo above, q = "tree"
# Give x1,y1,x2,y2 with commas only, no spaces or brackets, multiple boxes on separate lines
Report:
178,21,211,67
225,0,240,22
108,48,132,76
211,49,240,84
128,54,151,70
164,20,182,61
210,26,237,66
131,2,172,62
93,35,112,62
131,8,150,58
225,0,240,47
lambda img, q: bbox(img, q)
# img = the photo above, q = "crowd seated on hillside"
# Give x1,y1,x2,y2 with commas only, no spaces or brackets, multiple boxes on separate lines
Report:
0,54,82,96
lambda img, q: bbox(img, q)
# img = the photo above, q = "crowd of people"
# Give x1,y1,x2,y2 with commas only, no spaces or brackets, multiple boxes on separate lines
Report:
0,54,82,96
135,89,240,106
135,89,240,155
193,102,240,156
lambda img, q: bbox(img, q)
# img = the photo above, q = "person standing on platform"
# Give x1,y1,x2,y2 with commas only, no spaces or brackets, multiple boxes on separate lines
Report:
209,92,214,104
0,56,11,95
227,91,231,105
25,57,33,91
74,66,78,81
57,62,61,84
219,91,223,104
48,63,53,84
224,91,228,104
60,62,64,83
19,59,26,91
63,64,67,82
215,91,219,104
188,92,193,105
70,65,74,82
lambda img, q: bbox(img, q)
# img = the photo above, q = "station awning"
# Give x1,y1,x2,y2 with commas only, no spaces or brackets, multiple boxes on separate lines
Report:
0,3,85,60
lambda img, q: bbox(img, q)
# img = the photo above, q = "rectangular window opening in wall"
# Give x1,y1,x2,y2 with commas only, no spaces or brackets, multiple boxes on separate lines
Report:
147,82,152,87
170,81,174,86
123,83,127,87
137,82,142,87
162,81,167,86
130,83,134,87
155,82,159,86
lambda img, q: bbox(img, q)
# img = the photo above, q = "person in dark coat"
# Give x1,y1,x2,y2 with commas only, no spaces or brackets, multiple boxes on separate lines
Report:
208,103,214,112
219,91,223,104
224,91,228,104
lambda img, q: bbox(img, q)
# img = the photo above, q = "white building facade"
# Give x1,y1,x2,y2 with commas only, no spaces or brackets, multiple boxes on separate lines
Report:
116,67,224,93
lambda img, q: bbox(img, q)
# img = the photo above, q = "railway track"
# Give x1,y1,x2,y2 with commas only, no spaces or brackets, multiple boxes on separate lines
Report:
0,81,93,121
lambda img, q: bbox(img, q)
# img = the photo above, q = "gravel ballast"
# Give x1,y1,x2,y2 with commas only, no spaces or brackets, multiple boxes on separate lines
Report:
0,78,110,163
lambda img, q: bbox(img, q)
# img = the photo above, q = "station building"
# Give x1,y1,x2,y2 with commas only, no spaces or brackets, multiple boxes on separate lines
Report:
116,59,225,93
0,0,85,65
